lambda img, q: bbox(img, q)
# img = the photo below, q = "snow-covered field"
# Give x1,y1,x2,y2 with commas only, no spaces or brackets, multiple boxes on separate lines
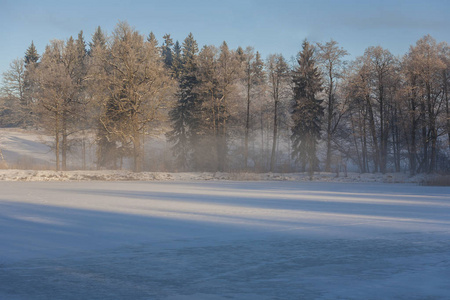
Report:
1,180,449,299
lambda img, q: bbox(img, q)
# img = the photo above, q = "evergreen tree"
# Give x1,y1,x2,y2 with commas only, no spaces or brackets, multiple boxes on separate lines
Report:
147,32,158,48
25,41,39,67
75,31,90,169
167,33,199,170
75,31,87,83
236,46,245,64
172,40,182,79
291,40,324,178
161,34,174,69
89,26,107,55
23,41,40,126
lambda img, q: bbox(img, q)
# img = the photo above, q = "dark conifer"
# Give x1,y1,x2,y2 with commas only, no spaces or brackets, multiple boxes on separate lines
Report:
167,33,200,170
161,34,174,69
89,26,107,55
172,40,182,79
291,40,324,178
24,41,39,67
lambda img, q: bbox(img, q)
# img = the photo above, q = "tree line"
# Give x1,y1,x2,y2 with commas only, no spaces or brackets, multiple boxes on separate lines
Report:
1,21,449,174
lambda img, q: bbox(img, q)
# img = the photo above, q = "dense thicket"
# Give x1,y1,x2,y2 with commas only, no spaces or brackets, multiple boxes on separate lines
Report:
1,22,449,174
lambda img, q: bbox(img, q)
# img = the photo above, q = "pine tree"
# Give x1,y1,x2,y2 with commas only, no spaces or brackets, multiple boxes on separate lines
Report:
25,41,39,67
23,41,40,125
291,40,324,179
75,31,87,83
147,32,158,48
89,26,107,55
236,46,245,63
161,34,174,69
172,40,182,79
167,33,199,170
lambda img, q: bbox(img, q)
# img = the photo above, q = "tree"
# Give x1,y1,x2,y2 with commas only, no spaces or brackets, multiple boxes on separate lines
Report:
291,40,324,178
89,26,107,55
404,35,446,173
241,47,266,169
267,53,289,172
365,46,397,173
92,22,173,172
214,42,241,171
88,26,119,169
147,32,158,48
23,41,40,125
316,40,348,172
195,42,240,171
167,33,199,170
25,41,39,67
74,31,91,169
1,58,26,126
33,39,78,170
172,40,182,79
161,34,174,70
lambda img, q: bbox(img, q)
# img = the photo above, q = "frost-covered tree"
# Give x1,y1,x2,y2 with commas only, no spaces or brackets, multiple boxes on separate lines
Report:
241,47,266,169
89,26,107,55
33,39,81,170
92,22,173,172
267,53,289,172
316,40,348,172
1,58,26,126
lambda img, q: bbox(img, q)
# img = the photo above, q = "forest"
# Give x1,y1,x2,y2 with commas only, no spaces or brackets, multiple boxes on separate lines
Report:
1,21,449,175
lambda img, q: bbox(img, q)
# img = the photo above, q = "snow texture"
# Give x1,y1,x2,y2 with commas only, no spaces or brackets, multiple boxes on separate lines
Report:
0,180,449,299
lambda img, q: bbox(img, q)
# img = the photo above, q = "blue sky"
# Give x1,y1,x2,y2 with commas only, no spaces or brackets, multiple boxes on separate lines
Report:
1,0,449,76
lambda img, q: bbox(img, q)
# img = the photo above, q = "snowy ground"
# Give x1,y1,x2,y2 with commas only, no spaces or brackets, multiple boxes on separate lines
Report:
0,128,52,168
0,180,449,299
0,169,430,184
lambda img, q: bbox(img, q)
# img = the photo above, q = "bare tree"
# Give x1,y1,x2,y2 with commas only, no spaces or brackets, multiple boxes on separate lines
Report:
405,35,446,172
91,22,174,172
33,40,78,170
267,54,290,172
1,58,26,126
316,40,348,172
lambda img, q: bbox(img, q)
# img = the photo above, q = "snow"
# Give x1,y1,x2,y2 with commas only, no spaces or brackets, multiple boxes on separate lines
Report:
0,169,430,184
0,180,449,299
0,128,54,168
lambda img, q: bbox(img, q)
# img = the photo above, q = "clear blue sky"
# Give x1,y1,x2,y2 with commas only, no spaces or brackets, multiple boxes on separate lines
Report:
1,0,449,77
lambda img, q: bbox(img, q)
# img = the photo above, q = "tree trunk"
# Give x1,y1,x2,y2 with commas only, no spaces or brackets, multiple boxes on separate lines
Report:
133,134,142,172
409,93,418,175
62,113,67,171
420,98,428,173
270,97,278,172
366,95,380,172
325,77,334,172
55,111,60,171
244,78,251,169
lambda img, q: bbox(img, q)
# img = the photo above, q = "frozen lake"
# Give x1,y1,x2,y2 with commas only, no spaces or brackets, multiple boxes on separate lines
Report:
0,181,449,299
